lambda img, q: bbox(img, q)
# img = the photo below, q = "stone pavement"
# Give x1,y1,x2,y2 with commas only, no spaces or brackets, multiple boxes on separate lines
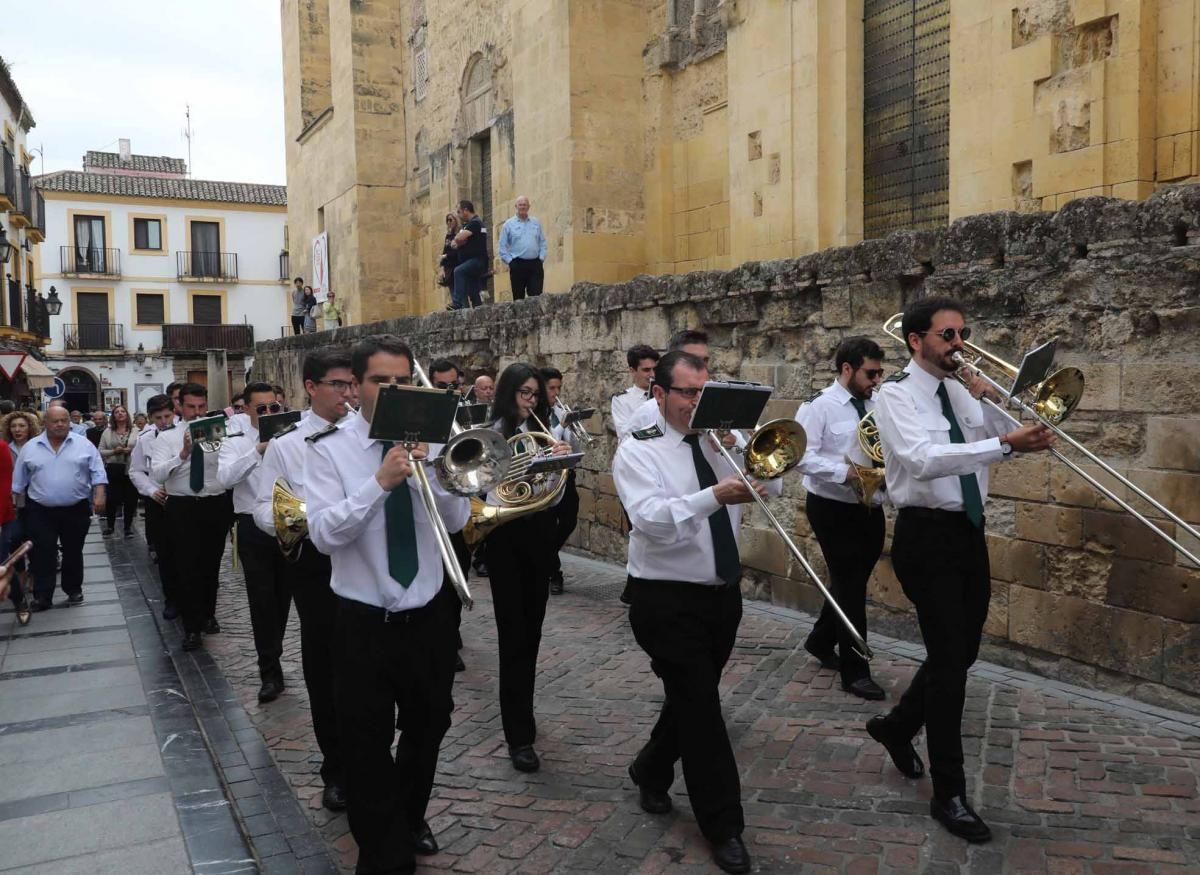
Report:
193,544,1200,874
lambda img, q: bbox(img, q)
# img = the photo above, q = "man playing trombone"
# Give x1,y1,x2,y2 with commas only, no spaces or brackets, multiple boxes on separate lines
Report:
869,297,1053,844
613,350,781,875
305,336,469,871
540,366,580,595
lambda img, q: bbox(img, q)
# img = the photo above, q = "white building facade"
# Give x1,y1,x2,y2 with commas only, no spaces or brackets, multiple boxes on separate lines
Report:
36,147,290,414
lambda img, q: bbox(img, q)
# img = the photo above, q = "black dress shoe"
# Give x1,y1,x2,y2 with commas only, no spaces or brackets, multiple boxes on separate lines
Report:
203,617,221,634
549,572,564,595
66,592,84,606
472,561,488,578
843,677,886,701
455,653,465,673
804,640,840,671
182,632,202,652
711,836,751,874
931,796,992,843
28,599,51,613
509,745,540,773
413,821,438,855
162,602,179,621
321,783,347,812
627,764,671,814
866,715,925,779
258,676,284,703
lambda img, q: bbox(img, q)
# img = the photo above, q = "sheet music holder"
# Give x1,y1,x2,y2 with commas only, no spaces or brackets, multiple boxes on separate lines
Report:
259,410,303,441
562,407,595,427
188,413,228,444
1008,338,1058,398
526,452,585,477
456,403,491,428
368,385,459,446
688,381,773,432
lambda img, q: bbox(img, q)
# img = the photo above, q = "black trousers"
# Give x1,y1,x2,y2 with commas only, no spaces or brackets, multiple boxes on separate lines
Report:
508,257,544,299
143,498,177,606
486,512,553,747
103,465,137,532
334,586,456,875
804,492,885,683
547,470,579,579
291,315,305,335
236,516,293,679
449,530,472,650
27,499,91,603
887,508,991,801
628,577,744,844
291,539,343,787
165,495,227,634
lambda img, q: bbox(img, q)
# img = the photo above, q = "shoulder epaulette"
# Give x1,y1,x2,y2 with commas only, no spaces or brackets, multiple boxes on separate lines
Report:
883,372,910,383
631,425,663,440
804,389,823,404
306,424,340,444
273,423,300,440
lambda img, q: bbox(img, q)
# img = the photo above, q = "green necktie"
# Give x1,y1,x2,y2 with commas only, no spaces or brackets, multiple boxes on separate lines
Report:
190,446,204,493
380,441,418,587
936,382,985,528
550,409,560,427
683,434,741,586
849,397,882,468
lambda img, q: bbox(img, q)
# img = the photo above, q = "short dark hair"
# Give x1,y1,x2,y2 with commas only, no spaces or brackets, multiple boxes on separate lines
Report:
539,366,562,382
302,348,352,385
243,381,276,401
179,382,207,402
626,344,660,369
272,385,286,399
351,335,415,382
901,296,965,353
146,394,173,416
166,381,182,398
294,276,304,284
459,199,475,213
229,390,243,404
834,336,886,372
654,350,707,391
429,359,460,379
668,328,708,351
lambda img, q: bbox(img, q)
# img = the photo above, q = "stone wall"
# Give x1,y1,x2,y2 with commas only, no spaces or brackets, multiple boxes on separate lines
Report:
254,189,1200,707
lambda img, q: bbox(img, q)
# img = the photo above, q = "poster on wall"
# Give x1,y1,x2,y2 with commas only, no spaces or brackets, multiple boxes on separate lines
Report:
312,232,329,299
103,389,125,412
134,383,163,415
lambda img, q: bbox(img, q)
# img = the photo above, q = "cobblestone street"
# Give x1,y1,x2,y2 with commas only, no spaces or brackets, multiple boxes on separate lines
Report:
186,543,1200,874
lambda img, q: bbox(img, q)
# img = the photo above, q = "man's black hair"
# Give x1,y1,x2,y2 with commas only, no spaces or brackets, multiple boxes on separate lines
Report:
539,366,562,382
146,394,173,416
626,344,660,369
653,350,706,391
429,359,460,378
302,348,353,385
834,336,886,372
900,296,965,353
351,335,415,382
179,382,207,401
668,328,708,351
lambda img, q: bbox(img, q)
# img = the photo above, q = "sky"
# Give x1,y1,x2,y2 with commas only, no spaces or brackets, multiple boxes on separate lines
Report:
6,1,286,185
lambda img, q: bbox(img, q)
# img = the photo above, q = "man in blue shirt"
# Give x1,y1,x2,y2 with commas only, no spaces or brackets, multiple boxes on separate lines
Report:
68,408,89,436
13,405,107,610
499,195,547,301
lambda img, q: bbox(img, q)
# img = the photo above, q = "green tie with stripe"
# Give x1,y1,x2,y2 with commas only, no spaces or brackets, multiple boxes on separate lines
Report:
189,446,204,493
936,382,985,528
380,441,418,587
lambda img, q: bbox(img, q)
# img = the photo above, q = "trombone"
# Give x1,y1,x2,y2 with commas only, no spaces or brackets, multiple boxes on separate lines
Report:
556,394,596,448
704,418,874,661
881,314,1200,566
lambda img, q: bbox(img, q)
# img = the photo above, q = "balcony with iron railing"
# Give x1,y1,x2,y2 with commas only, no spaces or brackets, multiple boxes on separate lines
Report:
0,146,13,212
60,245,122,277
0,276,49,341
28,190,46,242
9,169,31,228
63,322,125,352
177,251,238,282
161,323,254,354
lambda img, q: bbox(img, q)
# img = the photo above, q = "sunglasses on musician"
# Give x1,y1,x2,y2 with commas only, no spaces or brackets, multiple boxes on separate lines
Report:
255,402,285,416
922,326,972,342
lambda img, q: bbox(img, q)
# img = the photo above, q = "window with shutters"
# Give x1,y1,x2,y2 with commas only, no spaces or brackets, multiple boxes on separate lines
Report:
413,24,429,102
133,218,163,251
134,292,166,327
191,294,223,325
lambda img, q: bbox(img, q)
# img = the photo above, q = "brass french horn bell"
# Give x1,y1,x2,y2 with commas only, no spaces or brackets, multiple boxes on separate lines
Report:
272,478,308,561
848,411,886,506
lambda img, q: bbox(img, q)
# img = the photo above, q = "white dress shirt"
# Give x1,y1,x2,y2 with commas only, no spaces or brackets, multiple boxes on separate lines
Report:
611,385,649,443
873,359,1010,511
550,401,580,452
613,409,782,584
127,427,161,498
305,412,469,611
795,380,883,506
217,423,265,514
147,422,226,498
252,411,341,537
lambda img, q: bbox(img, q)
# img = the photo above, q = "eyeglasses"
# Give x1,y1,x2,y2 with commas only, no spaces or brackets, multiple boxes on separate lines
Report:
922,326,972,342
317,379,353,392
666,386,703,399
255,402,284,416
368,376,413,386
516,387,540,400
861,368,885,379
433,380,461,390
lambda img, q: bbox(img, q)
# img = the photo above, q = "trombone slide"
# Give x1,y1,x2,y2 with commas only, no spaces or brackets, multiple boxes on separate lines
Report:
411,460,474,609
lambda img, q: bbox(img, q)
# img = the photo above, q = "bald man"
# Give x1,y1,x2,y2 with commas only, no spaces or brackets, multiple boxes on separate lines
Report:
499,196,547,300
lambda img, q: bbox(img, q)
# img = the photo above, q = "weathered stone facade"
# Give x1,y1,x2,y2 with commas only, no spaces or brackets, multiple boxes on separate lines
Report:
254,189,1200,705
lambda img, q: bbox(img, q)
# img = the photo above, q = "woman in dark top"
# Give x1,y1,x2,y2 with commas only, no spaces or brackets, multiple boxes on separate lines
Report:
439,212,460,308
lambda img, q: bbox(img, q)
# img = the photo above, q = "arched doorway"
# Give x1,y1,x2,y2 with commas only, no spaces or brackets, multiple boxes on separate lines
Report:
59,368,100,415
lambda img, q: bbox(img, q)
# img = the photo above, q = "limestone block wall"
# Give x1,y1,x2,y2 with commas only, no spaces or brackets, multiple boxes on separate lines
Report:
254,188,1200,704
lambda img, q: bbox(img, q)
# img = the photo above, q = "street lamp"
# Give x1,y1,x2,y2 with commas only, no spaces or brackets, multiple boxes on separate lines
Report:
135,342,146,365
45,286,63,316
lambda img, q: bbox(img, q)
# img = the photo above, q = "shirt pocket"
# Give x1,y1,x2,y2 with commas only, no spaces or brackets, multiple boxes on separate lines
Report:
920,413,952,437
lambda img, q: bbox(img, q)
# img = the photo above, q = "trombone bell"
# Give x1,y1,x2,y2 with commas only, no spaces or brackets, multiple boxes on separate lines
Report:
1033,367,1084,424
744,419,807,480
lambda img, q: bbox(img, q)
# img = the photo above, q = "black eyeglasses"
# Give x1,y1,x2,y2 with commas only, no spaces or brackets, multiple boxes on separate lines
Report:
516,387,540,400
860,368,885,379
317,379,353,392
368,376,413,386
922,326,972,342
255,402,284,416
666,386,703,399
433,380,461,390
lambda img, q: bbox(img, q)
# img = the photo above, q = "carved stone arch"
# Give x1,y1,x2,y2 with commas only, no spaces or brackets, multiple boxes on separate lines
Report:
460,54,495,137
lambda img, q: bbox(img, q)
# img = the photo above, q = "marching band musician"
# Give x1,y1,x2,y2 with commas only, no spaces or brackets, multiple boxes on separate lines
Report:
484,363,572,773
612,350,781,875
305,336,468,870
147,382,228,652
610,344,659,443
252,349,355,812
868,297,1053,844
218,382,293,704
794,336,888,700
540,366,579,596
128,395,178,619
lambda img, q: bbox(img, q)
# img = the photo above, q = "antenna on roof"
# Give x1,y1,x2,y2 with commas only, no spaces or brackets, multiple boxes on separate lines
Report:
182,105,194,178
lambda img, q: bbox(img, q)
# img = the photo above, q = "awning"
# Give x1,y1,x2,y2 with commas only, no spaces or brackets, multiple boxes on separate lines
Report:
18,356,56,389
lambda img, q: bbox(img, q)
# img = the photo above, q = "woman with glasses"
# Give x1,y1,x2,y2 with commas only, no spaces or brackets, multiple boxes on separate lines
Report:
485,363,571,773
99,405,138,537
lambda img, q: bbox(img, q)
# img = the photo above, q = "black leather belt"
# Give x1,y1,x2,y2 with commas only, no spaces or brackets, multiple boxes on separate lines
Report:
337,593,441,624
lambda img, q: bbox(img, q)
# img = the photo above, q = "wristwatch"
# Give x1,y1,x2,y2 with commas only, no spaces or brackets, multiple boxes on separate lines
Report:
1000,435,1013,456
